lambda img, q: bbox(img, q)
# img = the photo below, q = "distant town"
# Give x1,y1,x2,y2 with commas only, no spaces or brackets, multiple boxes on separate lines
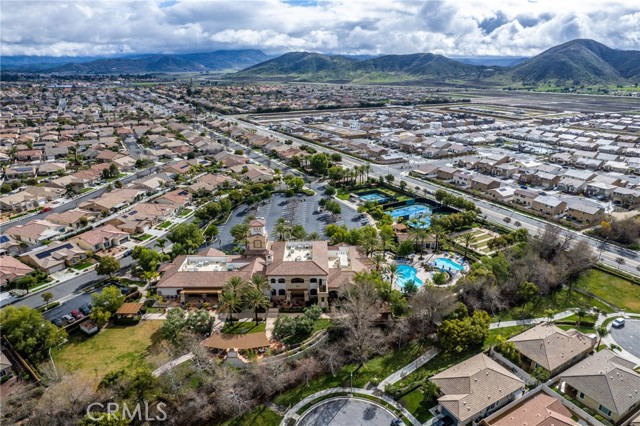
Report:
1,73,640,426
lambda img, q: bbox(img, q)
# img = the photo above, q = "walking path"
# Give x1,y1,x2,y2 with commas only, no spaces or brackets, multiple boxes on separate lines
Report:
152,353,194,377
280,387,421,426
377,348,440,391
489,309,575,329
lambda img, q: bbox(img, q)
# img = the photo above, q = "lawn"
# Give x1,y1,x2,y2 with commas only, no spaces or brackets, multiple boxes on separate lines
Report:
220,405,282,426
312,318,332,334
273,340,428,407
222,321,266,334
52,320,163,377
157,220,173,229
494,285,613,322
72,261,94,270
133,233,152,241
574,269,640,313
398,388,435,423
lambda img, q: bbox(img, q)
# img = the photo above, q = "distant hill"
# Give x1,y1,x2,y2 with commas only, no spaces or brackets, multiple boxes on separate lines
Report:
510,39,640,85
236,39,640,86
454,57,528,67
3,49,272,74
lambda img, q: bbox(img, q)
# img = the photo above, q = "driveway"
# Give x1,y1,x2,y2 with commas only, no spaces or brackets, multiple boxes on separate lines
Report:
610,319,640,358
297,398,398,426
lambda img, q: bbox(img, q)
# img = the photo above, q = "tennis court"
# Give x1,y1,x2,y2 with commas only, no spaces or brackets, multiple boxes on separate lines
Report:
389,204,432,219
359,192,389,203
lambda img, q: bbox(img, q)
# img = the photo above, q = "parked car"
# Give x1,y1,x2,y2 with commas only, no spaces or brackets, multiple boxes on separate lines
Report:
391,419,403,426
79,304,92,315
71,310,84,320
612,318,625,328
52,318,64,327
61,314,74,323
41,207,53,213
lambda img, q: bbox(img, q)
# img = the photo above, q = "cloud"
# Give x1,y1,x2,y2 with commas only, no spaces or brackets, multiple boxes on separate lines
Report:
0,0,638,57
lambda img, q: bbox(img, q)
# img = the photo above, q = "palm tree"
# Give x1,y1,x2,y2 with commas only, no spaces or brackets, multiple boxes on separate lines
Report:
219,290,243,322
274,218,291,241
386,263,399,287
408,225,428,259
155,238,167,254
576,307,588,326
371,253,387,272
363,163,371,182
462,232,474,261
244,288,270,325
307,232,320,240
402,280,418,296
224,276,248,296
432,223,446,253
250,274,270,293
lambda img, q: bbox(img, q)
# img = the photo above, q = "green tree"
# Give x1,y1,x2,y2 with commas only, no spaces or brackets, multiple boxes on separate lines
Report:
219,290,243,322
438,310,491,353
386,263,398,287
167,223,204,255
230,223,250,246
396,240,415,258
432,271,448,286
494,334,521,364
402,280,419,296
185,309,214,336
379,225,395,254
0,306,66,360
90,307,111,328
310,153,329,175
162,308,186,342
531,366,549,384
132,246,162,274
41,291,54,309
96,256,120,278
91,286,125,314
517,281,539,315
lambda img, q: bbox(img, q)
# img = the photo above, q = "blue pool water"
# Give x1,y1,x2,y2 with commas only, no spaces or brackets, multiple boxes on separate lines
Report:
395,264,423,288
360,192,388,203
434,258,464,272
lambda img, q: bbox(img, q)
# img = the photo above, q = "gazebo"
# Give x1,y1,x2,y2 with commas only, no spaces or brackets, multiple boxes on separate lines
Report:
114,302,144,319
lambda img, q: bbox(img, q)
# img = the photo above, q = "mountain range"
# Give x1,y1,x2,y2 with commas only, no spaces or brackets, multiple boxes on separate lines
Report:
2,49,273,73
3,40,639,86
237,39,640,86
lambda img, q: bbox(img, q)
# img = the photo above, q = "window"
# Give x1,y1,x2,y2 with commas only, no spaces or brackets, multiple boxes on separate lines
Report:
291,278,304,284
270,279,276,284
271,289,276,295
598,405,612,417
277,278,285,284
578,392,584,399
278,289,286,296
310,278,317,283
310,289,317,296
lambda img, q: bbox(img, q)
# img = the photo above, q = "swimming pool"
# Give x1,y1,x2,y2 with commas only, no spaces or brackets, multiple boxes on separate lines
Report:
389,204,432,220
434,258,464,272
395,264,423,288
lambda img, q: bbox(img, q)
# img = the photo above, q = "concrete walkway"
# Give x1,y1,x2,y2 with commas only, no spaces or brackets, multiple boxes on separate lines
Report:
265,308,279,340
280,387,421,426
152,353,194,377
489,309,575,329
377,348,440,391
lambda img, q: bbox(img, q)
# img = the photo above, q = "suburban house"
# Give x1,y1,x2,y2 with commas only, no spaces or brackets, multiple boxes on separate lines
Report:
565,200,605,224
430,353,525,426
156,220,370,308
0,256,34,288
487,186,515,203
471,175,501,192
531,195,567,217
0,352,14,380
71,224,130,252
46,209,98,230
480,389,579,426
20,241,87,274
507,323,596,376
437,166,458,181
6,220,66,246
558,349,640,425
612,187,640,209
154,188,192,206
106,202,176,233
79,188,145,214
513,189,538,208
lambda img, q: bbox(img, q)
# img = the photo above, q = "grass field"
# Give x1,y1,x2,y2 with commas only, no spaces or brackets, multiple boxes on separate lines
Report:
220,405,282,426
52,321,163,376
574,269,640,313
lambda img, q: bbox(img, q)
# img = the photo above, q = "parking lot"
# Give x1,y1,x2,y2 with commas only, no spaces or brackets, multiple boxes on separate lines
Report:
216,183,369,251
297,398,398,426
610,319,640,358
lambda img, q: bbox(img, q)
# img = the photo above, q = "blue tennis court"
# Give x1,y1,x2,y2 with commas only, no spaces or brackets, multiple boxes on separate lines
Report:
359,192,389,203
390,204,432,219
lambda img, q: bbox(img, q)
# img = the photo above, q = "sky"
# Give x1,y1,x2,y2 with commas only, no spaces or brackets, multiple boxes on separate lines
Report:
1,0,639,57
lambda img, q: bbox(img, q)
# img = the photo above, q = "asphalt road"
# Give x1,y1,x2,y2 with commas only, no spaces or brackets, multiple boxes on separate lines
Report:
225,117,640,276
297,398,398,426
610,320,640,359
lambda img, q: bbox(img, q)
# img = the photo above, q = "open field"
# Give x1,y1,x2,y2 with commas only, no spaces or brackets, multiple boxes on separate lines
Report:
575,269,640,313
52,321,163,376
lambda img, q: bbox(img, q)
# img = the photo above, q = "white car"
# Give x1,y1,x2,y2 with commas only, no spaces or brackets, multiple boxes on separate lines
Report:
612,318,625,328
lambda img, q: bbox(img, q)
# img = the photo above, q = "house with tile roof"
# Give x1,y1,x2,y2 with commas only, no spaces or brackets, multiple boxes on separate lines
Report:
558,349,640,424
156,220,370,308
0,256,34,288
508,323,596,376
430,353,525,426
480,389,579,426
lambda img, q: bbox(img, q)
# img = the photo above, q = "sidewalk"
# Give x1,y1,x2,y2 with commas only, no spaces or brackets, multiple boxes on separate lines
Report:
377,347,440,391
152,353,194,377
489,309,575,329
